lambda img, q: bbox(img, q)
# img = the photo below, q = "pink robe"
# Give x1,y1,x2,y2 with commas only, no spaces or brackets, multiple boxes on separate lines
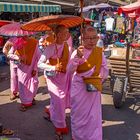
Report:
8,38,40,105
5,38,19,95
67,48,108,140
10,62,18,94
38,43,71,129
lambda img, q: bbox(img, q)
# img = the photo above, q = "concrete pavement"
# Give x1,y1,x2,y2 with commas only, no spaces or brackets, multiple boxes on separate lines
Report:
0,65,140,140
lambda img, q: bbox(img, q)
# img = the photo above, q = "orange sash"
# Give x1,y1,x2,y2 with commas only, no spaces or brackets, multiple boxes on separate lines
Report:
15,37,37,65
77,47,103,91
49,42,69,73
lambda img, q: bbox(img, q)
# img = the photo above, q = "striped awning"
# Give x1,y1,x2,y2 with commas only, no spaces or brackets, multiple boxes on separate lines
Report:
0,2,61,13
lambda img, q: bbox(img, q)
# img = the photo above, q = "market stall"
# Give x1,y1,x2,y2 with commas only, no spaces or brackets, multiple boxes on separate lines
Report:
118,0,140,15
0,2,62,21
108,0,140,108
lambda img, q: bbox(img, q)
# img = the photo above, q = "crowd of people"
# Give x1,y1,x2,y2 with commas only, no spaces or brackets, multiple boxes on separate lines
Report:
2,24,108,140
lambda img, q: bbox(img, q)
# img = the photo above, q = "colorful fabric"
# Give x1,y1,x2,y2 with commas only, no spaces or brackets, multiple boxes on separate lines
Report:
115,16,125,34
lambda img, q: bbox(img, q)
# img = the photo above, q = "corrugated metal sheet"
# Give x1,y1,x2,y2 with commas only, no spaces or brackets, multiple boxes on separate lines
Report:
0,2,61,12
108,0,128,6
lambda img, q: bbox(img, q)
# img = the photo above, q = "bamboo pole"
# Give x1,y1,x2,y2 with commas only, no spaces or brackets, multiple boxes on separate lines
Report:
79,0,84,45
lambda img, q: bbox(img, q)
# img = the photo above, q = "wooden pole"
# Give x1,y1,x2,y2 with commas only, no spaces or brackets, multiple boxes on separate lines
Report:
80,0,84,45
126,40,132,91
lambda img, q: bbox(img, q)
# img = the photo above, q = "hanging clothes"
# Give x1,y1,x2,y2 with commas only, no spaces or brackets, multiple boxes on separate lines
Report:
105,17,115,31
114,16,125,34
90,9,99,21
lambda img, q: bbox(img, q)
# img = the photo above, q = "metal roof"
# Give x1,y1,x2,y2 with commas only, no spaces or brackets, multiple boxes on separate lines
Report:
0,1,61,13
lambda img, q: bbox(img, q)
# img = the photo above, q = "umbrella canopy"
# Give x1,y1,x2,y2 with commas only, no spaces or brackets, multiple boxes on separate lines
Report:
136,17,140,23
128,11,140,18
84,18,94,23
0,20,12,27
80,3,112,12
118,0,140,14
21,15,83,32
0,22,35,37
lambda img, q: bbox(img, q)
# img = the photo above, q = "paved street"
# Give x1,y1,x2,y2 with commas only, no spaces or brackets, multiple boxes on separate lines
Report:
0,65,140,140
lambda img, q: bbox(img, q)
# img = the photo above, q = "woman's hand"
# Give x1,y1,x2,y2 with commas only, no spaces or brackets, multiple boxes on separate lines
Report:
55,63,63,72
77,46,84,58
19,55,26,64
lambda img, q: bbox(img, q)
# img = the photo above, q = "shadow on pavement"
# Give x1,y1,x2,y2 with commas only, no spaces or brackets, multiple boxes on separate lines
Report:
102,97,140,140
0,65,10,93
37,86,48,95
0,98,71,140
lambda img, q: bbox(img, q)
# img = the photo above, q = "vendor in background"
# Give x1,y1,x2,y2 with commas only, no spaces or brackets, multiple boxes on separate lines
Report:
3,37,19,100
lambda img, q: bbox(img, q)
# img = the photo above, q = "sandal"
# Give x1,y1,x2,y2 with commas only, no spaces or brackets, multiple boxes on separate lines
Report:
10,94,19,101
32,98,36,105
0,128,14,135
43,113,51,122
19,105,32,112
102,120,105,124
55,127,68,135
55,132,63,140
19,105,27,112
43,108,51,122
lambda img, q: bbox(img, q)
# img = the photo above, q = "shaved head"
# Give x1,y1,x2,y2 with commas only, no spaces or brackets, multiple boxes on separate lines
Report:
53,25,69,44
53,25,67,35
82,25,98,49
83,25,97,37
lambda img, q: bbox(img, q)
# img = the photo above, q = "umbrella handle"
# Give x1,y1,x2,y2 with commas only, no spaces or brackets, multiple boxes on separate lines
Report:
80,0,84,45
80,0,84,18
57,58,59,64
54,43,60,64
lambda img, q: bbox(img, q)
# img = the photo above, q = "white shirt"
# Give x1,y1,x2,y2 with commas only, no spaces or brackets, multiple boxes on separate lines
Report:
105,17,115,31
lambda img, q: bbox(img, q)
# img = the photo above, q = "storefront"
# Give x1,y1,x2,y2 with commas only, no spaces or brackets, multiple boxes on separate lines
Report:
0,2,61,21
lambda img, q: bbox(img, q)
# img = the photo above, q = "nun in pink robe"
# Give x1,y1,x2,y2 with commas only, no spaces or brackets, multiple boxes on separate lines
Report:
38,43,71,125
3,37,19,100
67,26,109,140
38,25,72,137
8,37,40,110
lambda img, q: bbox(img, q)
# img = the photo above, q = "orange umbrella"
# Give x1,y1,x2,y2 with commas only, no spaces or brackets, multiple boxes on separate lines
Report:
83,18,94,24
21,15,83,32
